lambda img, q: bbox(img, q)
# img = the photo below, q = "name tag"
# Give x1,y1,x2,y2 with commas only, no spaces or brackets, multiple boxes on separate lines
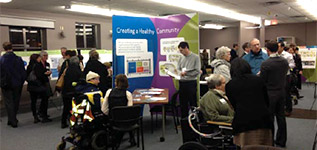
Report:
219,98,227,104
182,68,186,72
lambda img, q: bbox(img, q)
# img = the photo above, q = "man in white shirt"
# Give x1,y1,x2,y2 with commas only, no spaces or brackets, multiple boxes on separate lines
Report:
57,47,67,73
278,42,295,116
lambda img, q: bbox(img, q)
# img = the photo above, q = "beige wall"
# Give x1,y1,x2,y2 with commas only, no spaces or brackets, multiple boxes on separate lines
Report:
199,27,239,57
239,21,259,56
0,8,113,50
265,22,317,46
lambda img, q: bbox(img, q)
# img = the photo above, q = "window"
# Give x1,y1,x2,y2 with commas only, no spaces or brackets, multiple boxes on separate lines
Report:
9,26,46,51
76,23,100,49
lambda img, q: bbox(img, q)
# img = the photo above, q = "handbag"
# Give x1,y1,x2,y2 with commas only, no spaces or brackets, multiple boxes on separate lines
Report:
56,61,68,89
27,70,37,82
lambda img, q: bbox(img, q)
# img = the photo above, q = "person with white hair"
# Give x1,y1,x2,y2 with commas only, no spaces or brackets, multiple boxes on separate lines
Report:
37,50,53,123
210,46,231,83
199,74,234,123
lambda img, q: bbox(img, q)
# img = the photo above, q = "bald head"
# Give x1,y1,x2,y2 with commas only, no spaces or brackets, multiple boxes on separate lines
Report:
250,38,261,53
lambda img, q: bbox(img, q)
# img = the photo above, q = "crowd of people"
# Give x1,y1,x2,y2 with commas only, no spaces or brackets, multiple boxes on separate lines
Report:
1,39,304,149
195,39,303,148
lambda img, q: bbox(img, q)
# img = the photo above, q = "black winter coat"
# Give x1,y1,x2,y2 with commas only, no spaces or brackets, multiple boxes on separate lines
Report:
225,74,273,135
61,57,83,97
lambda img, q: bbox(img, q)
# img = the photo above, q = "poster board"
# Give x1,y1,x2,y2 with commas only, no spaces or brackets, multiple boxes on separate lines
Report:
112,13,199,97
299,46,317,82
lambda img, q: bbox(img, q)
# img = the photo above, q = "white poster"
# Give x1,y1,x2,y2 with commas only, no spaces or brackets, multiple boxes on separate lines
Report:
159,61,178,77
299,48,317,69
116,39,148,55
160,37,184,55
124,52,153,78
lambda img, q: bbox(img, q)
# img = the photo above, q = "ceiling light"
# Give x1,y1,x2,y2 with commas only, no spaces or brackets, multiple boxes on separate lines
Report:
65,4,151,17
149,0,269,24
200,24,225,30
297,0,317,19
0,0,12,3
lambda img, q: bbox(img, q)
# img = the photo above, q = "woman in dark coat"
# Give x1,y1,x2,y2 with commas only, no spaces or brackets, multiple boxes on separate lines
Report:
225,58,273,148
27,52,52,123
84,50,110,95
59,50,83,128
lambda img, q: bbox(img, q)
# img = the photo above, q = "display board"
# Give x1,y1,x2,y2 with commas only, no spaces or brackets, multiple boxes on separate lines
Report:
299,46,317,82
112,13,199,97
14,49,112,80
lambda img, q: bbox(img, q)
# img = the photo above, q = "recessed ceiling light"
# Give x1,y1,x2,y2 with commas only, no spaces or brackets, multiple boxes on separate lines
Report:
0,0,12,3
149,0,270,25
64,4,151,17
200,24,225,30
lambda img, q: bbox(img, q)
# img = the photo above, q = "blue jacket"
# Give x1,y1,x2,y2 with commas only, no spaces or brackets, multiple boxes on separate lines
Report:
0,51,26,88
242,50,268,75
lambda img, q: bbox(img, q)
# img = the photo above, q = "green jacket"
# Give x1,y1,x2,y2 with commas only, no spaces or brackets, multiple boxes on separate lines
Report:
199,89,234,123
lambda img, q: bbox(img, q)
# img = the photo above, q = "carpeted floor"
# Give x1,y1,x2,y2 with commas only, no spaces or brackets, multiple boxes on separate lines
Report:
287,108,317,120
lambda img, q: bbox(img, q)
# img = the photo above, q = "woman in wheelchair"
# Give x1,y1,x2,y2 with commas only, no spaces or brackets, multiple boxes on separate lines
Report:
199,74,234,123
225,58,273,148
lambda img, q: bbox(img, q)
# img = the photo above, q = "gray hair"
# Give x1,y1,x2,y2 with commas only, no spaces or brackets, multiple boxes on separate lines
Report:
40,51,48,57
205,74,223,89
216,46,230,59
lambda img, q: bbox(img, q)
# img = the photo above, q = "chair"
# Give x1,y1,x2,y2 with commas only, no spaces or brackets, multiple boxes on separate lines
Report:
150,90,180,133
110,105,144,150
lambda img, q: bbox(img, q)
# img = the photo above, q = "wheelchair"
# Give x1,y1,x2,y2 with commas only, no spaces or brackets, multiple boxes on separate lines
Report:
179,107,237,150
57,91,109,150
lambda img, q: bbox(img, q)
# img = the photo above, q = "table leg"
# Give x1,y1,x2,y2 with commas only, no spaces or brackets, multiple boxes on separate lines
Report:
160,105,165,142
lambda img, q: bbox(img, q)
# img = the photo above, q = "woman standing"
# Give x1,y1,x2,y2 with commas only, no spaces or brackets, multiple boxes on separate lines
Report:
225,58,273,148
210,46,231,83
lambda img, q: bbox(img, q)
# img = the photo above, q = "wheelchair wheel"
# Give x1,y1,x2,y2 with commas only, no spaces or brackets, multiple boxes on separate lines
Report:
91,130,107,150
179,141,208,150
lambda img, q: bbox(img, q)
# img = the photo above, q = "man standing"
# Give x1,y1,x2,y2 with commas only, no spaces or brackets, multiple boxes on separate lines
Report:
57,47,67,73
241,42,250,57
260,40,288,147
243,38,269,75
230,43,239,61
177,41,200,118
278,42,295,116
0,42,26,128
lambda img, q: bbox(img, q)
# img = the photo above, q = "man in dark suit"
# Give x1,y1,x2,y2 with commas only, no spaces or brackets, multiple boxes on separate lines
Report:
230,43,239,61
260,40,289,147
241,42,250,57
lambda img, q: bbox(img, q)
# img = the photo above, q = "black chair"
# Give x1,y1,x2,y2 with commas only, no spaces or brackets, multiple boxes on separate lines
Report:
150,90,180,133
110,105,144,150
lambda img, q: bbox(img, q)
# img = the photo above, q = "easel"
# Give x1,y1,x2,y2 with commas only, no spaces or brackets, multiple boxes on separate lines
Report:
310,82,317,110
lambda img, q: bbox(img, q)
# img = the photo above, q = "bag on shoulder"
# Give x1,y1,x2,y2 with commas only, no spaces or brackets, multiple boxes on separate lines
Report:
56,62,68,89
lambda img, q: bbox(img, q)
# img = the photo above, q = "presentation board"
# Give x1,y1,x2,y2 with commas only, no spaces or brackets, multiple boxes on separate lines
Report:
112,13,199,97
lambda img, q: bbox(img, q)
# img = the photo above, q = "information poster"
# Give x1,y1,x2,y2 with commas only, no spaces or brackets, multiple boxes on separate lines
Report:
116,39,148,55
125,52,153,78
299,48,317,69
160,37,184,55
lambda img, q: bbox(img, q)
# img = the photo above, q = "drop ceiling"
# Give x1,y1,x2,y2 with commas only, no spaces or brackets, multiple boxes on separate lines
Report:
0,0,315,26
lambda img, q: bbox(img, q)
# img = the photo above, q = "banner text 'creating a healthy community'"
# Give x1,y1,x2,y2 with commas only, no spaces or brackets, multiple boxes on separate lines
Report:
116,27,180,35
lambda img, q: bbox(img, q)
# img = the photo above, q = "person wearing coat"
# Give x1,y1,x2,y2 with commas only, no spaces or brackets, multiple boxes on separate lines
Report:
60,50,83,128
84,50,110,95
210,46,231,83
199,74,234,123
225,58,273,148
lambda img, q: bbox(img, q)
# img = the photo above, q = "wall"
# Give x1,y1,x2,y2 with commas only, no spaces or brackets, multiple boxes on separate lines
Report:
239,21,259,56
200,27,239,57
265,22,317,46
0,8,113,50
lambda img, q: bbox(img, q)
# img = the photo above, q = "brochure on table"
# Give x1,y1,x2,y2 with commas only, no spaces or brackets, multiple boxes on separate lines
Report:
112,13,199,99
299,46,317,82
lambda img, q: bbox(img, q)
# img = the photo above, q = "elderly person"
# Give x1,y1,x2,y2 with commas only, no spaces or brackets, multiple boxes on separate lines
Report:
210,46,231,83
199,74,234,123
226,58,273,148
84,50,110,95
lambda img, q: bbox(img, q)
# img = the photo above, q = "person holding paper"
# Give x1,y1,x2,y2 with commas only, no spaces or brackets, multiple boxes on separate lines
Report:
176,41,201,118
